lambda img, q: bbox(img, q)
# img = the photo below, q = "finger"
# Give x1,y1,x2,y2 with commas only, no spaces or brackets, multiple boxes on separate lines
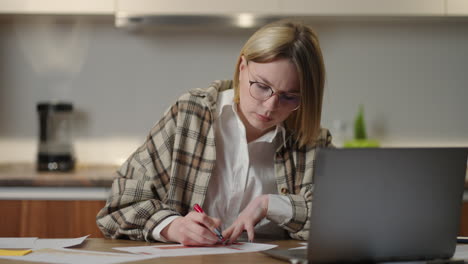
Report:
187,222,219,244
179,215,219,245
187,212,221,235
180,235,209,246
222,225,233,238
230,224,245,243
211,217,222,229
245,224,255,242
182,230,216,246
191,222,218,244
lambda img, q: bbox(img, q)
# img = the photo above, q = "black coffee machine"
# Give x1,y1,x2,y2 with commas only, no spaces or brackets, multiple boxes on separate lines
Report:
37,102,75,172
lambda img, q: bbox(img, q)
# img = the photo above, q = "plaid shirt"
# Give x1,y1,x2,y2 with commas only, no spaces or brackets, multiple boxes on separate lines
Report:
96,80,333,241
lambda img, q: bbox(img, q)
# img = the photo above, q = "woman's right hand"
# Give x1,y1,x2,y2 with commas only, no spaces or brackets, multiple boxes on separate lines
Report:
161,211,222,246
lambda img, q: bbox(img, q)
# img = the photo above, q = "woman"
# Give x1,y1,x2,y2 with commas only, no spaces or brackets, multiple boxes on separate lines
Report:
96,20,332,246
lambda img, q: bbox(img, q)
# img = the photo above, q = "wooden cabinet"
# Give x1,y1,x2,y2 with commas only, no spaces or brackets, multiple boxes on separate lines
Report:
460,202,468,236
1,200,467,238
0,200,105,238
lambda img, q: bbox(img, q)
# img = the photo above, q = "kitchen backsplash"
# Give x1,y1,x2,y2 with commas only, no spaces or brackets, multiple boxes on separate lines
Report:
1,16,467,164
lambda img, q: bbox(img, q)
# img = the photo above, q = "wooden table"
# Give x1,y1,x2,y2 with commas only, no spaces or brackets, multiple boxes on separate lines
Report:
0,238,301,264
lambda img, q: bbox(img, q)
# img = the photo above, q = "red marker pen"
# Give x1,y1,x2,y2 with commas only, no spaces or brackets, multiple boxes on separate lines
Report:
193,204,225,242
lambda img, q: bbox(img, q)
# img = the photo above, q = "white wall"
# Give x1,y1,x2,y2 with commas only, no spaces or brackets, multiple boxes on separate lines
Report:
1,16,467,164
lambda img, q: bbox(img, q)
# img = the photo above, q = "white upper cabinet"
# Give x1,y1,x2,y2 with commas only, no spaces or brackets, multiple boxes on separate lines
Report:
446,0,468,15
0,0,114,15
279,0,445,16
116,0,445,17
1,0,464,17
116,0,281,16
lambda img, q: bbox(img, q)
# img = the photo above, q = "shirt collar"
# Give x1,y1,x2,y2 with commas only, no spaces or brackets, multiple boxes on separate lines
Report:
216,89,234,118
254,123,286,144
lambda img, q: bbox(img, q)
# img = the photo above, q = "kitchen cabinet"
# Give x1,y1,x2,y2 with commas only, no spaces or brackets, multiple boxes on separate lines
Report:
446,0,468,15
1,0,464,19
0,0,114,15
0,200,105,238
279,0,445,16
1,200,467,238
116,0,280,16
116,0,445,17
461,202,468,236
0,164,114,237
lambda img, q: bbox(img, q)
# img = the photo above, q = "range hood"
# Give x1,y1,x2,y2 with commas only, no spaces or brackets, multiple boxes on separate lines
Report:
116,14,285,29
115,0,288,29
115,0,446,29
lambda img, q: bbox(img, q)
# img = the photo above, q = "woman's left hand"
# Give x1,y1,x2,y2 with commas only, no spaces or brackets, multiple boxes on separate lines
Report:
222,194,269,243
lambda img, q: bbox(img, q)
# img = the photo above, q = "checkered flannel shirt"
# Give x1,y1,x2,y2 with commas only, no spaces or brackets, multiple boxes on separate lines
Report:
96,80,333,241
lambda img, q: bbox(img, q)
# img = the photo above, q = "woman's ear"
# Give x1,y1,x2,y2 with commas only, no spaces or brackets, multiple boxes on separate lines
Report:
239,55,247,72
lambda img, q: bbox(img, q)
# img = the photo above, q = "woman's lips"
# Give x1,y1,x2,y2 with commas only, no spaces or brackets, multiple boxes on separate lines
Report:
255,113,272,122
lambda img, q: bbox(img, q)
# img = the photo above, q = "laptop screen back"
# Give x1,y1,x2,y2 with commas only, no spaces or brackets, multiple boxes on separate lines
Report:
308,148,468,263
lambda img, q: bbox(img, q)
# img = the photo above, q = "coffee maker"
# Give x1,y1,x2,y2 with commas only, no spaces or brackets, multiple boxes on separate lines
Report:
37,102,75,172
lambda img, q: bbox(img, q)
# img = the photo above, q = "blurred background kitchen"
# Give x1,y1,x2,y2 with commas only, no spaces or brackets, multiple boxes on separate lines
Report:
0,0,467,238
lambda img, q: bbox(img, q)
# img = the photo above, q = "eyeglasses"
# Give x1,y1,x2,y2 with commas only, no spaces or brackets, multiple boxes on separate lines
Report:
247,63,301,110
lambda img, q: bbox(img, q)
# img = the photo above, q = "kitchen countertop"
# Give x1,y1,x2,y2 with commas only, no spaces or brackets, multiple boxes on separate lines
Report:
0,163,467,201
0,163,467,189
0,163,117,187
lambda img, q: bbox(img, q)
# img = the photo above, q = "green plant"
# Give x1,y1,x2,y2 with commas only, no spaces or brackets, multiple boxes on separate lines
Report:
354,105,367,140
344,104,379,148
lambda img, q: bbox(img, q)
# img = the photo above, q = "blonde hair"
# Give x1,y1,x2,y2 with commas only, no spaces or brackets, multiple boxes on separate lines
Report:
233,20,326,147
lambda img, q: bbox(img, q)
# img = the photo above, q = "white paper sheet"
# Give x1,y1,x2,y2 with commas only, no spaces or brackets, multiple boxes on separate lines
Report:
289,242,307,250
33,235,89,249
454,244,468,260
0,235,89,249
0,248,156,264
0,237,37,249
113,242,278,257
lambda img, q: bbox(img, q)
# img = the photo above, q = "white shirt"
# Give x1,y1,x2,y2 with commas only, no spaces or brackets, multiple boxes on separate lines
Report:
152,89,293,241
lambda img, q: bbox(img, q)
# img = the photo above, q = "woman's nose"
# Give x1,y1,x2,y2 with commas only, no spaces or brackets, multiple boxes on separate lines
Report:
263,93,280,110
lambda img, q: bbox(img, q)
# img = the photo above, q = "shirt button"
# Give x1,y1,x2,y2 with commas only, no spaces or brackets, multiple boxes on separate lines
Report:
281,187,289,195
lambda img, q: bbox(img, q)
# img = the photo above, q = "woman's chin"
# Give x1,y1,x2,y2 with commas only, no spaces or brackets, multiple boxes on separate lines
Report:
250,119,275,133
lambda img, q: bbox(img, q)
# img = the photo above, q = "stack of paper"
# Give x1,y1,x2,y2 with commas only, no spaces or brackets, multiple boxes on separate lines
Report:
0,248,155,264
0,236,278,264
113,242,278,257
0,235,89,250
0,236,156,264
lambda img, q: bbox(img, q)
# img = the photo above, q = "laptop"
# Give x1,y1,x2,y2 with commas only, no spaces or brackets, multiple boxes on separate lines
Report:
264,148,468,263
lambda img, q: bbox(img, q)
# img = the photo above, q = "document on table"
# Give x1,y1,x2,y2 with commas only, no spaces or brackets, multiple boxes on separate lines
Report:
0,235,89,249
113,242,278,257
288,242,307,250
0,248,156,264
33,235,89,249
454,244,468,260
0,238,36,249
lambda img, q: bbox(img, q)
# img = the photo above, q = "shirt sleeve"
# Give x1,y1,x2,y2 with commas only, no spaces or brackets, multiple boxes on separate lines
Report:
96,103,181,242
266,194,293,225
152,216,181,242
286,128,334,240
